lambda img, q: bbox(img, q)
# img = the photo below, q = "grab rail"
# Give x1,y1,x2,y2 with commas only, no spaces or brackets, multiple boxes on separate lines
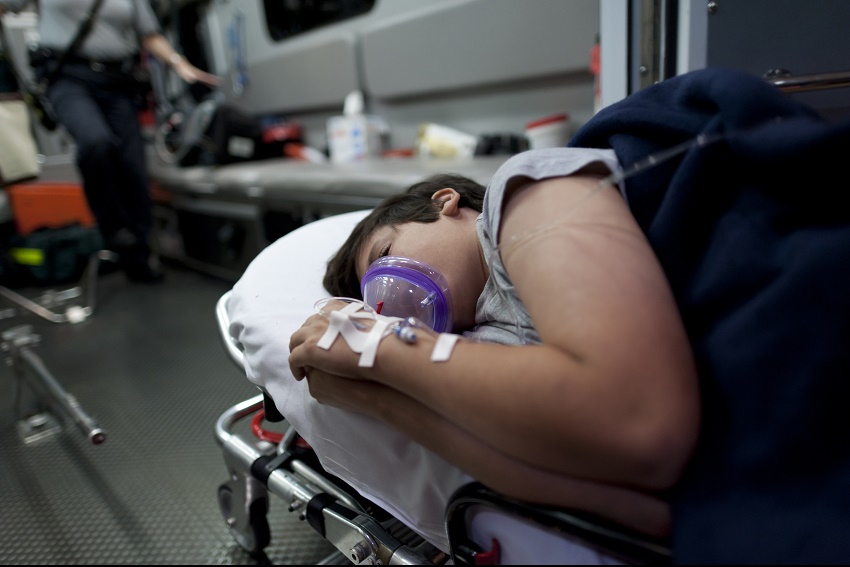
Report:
765,69,850,93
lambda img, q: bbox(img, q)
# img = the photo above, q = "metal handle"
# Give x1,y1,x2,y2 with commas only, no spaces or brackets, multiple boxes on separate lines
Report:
765,68,850,93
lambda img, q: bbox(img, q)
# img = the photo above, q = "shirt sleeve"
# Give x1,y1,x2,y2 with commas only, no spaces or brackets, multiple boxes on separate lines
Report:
134,0,162,37
481,147,624,247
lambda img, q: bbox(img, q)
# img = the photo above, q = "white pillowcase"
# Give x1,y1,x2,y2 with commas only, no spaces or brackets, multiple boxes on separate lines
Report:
226,210,473,553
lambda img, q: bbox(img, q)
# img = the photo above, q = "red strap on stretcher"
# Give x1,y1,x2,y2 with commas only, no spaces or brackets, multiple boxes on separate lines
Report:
251,410,311,448
474,538,501,565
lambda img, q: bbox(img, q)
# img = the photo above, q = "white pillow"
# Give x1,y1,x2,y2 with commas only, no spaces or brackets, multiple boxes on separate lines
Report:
227,211,473,553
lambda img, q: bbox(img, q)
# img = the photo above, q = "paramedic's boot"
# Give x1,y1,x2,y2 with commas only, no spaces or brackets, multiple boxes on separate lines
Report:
124,254,164,284
107,229,164,284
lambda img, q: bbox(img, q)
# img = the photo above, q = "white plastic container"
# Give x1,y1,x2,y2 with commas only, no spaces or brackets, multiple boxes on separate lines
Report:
524,113,571,150
327,91,387,163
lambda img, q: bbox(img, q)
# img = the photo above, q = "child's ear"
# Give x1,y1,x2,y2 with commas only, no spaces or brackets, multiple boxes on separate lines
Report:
431,188,461,216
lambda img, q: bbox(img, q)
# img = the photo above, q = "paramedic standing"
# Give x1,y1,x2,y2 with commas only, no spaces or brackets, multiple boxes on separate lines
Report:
0,0,219,282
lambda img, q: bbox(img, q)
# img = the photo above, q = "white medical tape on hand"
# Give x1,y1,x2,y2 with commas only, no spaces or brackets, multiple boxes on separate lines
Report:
316,306,402,368
359,318,395,368
316,304,378,350
431,333,460,362
314,303,458,366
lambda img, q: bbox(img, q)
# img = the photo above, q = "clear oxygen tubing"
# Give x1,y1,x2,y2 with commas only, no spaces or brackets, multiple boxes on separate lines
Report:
490,131,729,345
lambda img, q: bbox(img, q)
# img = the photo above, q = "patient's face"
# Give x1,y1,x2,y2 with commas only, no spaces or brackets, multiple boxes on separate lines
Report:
356,211,485,332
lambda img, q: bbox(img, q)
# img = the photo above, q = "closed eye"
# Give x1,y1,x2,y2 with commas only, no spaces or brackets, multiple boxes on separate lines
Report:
380,244,390,258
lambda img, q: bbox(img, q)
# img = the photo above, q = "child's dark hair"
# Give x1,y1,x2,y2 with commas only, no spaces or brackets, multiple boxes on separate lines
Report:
323,173,486,298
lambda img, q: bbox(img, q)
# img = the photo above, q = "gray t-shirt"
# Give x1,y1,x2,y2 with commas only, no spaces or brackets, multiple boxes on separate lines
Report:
465,147,624,346
33,0,161,61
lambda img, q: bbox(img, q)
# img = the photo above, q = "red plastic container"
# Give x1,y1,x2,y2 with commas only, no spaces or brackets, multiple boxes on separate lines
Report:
5,182,96,235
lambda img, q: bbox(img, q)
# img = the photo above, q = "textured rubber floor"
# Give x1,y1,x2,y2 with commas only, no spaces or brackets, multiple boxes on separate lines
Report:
0,264,340,564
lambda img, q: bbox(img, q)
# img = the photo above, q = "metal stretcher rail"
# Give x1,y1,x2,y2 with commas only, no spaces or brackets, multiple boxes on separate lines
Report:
215,396,444,564
0,250,117,324
0,252,115,445
2,325,107,445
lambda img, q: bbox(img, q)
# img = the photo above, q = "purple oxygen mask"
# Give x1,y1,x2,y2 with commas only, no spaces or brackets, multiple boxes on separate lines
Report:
360,256,453,333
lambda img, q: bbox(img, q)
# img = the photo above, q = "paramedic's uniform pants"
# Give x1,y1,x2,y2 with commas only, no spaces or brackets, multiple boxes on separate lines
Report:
47,62,153,246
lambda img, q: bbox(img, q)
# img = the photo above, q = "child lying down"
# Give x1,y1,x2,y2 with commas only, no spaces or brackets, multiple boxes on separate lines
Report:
231,67,850,564
229,143,683,562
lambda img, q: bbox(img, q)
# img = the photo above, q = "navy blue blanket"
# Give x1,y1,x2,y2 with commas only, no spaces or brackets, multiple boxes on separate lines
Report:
570,67,850,564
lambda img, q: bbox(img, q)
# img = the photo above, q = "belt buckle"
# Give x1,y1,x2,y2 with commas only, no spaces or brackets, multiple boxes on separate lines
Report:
90,61,104,72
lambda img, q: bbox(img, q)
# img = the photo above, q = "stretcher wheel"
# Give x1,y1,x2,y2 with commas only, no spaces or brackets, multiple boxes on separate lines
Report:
218,482,271,555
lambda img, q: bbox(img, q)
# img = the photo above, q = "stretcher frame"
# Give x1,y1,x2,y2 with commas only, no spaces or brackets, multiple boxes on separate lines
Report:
213,289,672,564
214,291,449,564
0,251,115,446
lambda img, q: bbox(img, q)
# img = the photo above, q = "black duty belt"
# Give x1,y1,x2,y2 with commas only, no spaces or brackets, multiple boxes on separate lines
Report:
66,55,127,72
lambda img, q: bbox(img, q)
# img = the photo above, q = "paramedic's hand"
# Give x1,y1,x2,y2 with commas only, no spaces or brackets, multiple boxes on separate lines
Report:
143,34,220,87
172,57,220,87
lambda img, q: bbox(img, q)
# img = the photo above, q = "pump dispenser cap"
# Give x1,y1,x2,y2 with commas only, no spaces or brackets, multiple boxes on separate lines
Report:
343,90,365,115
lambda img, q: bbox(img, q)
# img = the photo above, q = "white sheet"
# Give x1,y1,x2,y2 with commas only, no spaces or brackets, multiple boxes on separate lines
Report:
227,211,473,553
